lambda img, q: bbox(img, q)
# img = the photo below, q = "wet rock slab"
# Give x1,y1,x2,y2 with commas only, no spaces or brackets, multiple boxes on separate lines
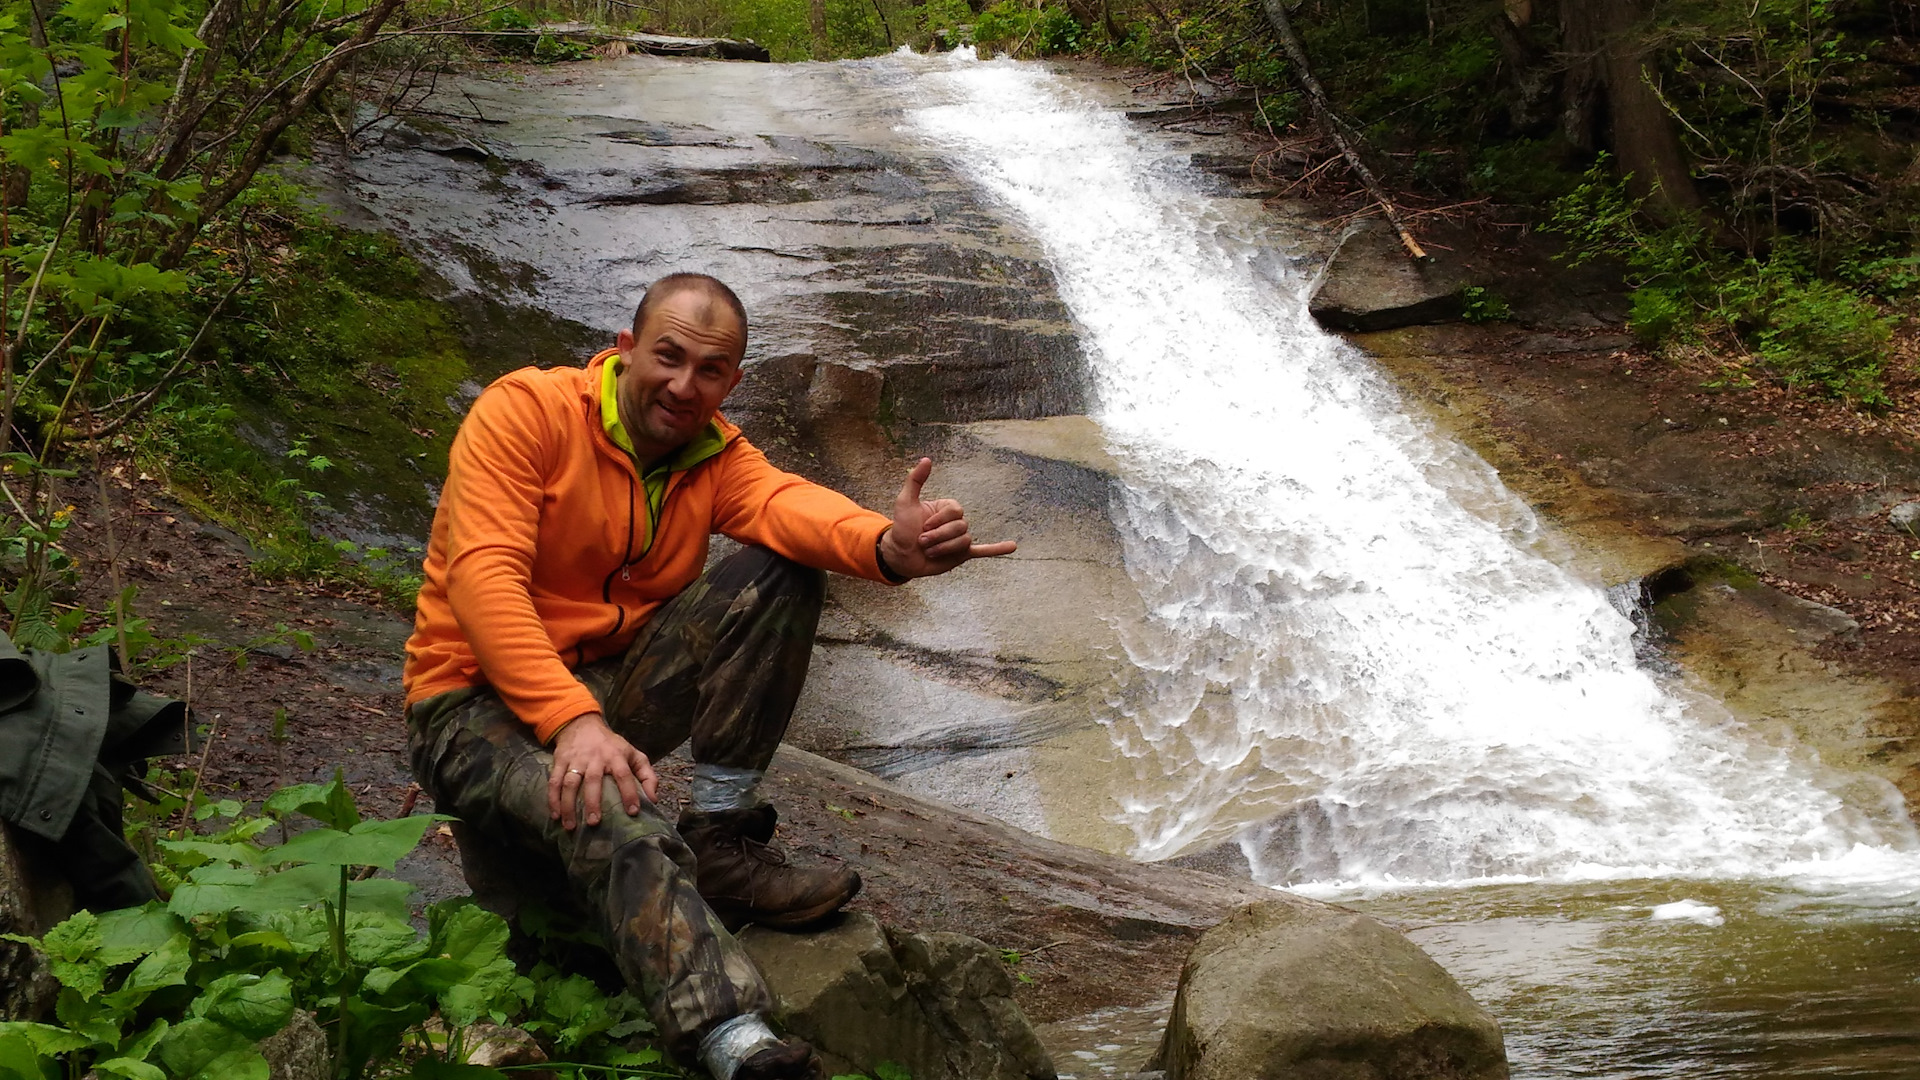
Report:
329,56,1087,426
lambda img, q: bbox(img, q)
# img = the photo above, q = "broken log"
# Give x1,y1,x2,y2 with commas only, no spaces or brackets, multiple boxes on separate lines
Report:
457,24,772,62
1257,0,1427,260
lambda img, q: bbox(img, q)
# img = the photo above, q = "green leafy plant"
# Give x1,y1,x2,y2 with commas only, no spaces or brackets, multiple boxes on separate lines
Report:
1548,157,1897,406
3,773,674,1080
1753,279,1893,405
972,1,1090,55
1458,286,1511,324
533,34,593,63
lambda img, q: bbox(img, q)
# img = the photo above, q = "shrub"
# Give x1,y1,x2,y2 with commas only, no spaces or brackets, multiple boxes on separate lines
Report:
1459,286,1512,324
1035,7,1085,53
1755,280,1894,405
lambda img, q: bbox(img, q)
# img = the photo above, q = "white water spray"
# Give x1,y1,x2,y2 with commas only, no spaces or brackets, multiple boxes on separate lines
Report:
904,56,1920,890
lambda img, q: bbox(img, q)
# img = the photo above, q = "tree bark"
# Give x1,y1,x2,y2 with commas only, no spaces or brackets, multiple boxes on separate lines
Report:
808,0,829,58
1560,0,1702,217
1488,11,1553,133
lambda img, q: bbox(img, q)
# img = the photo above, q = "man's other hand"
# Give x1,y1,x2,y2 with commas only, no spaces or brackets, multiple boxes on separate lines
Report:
548,713,658,830
879,457,1018,580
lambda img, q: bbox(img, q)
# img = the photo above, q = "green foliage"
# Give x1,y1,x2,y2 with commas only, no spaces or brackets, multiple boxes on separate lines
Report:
484,7,536,30
1,0,435,637
532,34,593,63
1458,286,1511,324
1549,158,1896,405
7,774,677,1080
966,3,1084,56
630,0,1105,60
1753,279,1893,404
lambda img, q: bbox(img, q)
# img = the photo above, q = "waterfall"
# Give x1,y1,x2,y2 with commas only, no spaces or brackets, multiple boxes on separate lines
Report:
903,54,1920,891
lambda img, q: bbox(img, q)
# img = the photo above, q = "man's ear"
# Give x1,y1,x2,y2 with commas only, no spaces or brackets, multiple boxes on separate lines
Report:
725,363,744,397
615,327,636,351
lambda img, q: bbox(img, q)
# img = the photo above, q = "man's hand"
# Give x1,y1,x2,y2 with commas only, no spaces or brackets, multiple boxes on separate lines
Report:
878,458,1017,580
548,713,658,830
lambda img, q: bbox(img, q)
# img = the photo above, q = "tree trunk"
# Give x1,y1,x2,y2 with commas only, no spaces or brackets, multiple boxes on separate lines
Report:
1488,11,1554,133
1560,0,1702,217
808,0,829,58
1063,0,1101,32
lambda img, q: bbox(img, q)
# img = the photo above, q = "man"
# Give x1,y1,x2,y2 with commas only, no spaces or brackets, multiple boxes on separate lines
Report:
402,273,1014,1080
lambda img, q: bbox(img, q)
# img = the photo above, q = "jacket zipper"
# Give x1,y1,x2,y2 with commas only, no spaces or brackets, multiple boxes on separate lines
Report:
600,469,638,641
584,385,731,642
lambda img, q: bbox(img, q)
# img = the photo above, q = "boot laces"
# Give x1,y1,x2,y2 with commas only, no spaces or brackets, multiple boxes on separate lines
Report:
727,831,790,868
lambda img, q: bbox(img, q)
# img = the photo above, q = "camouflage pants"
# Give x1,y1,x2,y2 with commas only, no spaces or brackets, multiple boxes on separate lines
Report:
405,546,827,1060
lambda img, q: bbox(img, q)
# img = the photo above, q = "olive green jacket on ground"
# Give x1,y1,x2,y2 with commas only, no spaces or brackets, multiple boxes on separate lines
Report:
0,630,186,910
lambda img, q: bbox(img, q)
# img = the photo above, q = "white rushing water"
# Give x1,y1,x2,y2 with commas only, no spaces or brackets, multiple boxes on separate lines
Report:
903,54,1920,893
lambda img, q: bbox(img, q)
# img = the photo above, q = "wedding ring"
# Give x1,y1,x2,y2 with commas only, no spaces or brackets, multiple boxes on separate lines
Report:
567,767,584,775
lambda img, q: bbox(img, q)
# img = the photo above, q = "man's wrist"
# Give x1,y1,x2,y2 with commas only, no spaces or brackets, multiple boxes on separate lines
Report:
875,530,910,584
551,711,605,744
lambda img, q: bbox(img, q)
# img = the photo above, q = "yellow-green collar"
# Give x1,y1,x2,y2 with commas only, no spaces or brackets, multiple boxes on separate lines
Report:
600,354,728,473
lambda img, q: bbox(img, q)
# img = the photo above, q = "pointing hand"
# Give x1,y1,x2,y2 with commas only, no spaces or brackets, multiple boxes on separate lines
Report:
878,457,1017,580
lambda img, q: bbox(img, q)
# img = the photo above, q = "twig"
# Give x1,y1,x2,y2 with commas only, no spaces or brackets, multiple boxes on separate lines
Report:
81,225,251,440
90,440,132,672
174,654,212,835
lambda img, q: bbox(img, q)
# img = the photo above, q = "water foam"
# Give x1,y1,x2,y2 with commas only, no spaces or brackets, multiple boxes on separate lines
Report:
902,55,1920,891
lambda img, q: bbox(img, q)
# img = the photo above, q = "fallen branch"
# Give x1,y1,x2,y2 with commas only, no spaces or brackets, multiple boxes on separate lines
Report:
1257,0,1427,259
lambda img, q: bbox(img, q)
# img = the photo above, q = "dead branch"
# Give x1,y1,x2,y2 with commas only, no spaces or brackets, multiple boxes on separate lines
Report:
1257,0,1427,259
158,0,409,268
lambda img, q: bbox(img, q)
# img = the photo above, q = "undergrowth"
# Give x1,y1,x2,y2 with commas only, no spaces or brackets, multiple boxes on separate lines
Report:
1549,157,1899,405
0,773,678,1080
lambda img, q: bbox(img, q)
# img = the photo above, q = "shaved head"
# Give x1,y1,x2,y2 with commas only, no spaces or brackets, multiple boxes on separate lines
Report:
632,273,747,352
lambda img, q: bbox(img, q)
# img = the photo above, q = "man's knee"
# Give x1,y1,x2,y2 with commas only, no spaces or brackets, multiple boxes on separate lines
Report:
711,546,826,609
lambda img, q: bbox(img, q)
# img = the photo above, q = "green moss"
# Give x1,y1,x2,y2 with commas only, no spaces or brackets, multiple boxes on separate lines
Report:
130,181,479,607
1682,554,1762,591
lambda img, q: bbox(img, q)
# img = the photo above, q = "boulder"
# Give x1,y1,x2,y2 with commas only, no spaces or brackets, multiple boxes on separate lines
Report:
260,1010,331,1080
1150,901,1506,1080
1890,500,1920,534
892,931,1056,1080
463,1023,550,1072
739,914,1054,1080
1309,220,1473,333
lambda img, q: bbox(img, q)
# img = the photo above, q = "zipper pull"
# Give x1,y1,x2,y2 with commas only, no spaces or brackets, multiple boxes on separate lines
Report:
620,566,631,582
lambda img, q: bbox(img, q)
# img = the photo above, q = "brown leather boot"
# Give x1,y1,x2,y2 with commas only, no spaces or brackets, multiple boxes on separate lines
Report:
732,1038,822,1080
678,804,860,931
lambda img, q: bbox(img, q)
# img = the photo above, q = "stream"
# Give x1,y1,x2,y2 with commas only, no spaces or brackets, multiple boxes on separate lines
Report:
336,49,1920,1079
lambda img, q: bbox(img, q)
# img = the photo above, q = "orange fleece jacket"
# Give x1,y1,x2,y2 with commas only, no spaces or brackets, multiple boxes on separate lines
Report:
402,349,896,743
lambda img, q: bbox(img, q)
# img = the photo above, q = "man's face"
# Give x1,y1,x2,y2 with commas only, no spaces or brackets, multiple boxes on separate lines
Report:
614,288,745,461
